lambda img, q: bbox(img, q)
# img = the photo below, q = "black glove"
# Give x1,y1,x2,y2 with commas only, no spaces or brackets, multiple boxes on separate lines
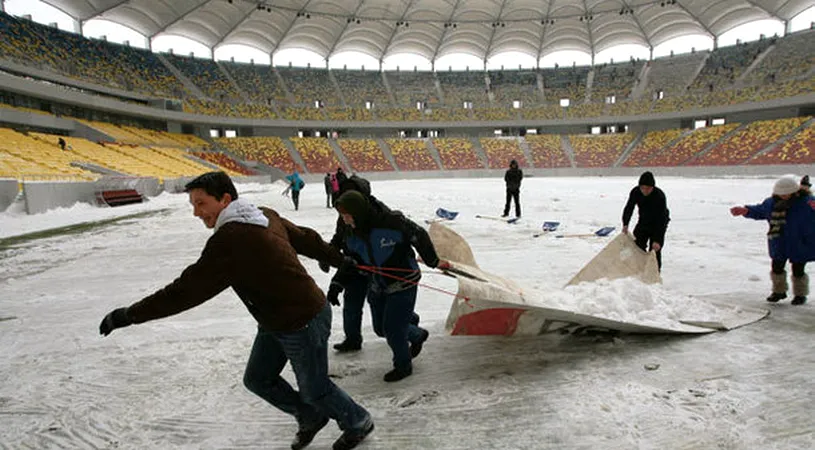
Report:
318,260,331,273
99,307,132,336
339,256,359,274
326,282,344,306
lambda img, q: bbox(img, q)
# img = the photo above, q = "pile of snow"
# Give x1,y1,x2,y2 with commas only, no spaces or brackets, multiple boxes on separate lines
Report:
540,277,726,329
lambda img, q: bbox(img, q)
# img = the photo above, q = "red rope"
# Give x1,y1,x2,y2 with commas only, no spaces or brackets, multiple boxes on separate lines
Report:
357,265,469,302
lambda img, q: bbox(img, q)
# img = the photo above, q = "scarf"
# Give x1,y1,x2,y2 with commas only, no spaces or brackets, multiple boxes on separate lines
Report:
768,195,794,239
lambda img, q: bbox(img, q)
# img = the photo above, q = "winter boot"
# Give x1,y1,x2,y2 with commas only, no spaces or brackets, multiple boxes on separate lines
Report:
291,417,329,450
792,273,809,305
332,416,374,450
333,339,362,353
767,271,788,303
383,365,412,382
410,328,429,358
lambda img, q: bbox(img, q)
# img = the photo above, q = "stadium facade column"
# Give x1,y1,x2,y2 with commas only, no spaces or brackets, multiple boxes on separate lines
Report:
713,35,718,50
784,20,792,35
0,0,5,13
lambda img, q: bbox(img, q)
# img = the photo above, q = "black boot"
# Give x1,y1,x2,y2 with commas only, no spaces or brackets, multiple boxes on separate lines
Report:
291,417,329,450
383,366,413,382
333,340,362,353
766,292,787,302
332,416,374,450
791,296,807,305
410,328,429,358
410,313,420,326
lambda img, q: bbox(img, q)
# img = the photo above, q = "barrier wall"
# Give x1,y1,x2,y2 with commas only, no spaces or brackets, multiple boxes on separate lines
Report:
14,167,814,215
0,178,19,212
23,180,97,214
302,164,815,183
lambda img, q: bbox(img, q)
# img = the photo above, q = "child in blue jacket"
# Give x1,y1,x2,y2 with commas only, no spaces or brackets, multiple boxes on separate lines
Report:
731,175,815,304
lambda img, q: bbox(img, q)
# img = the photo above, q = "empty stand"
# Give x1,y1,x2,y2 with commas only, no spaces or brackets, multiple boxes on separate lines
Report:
526,135,570,168
386,139,438,171
337,139,393,172
480,138,528,169
432,138,483,170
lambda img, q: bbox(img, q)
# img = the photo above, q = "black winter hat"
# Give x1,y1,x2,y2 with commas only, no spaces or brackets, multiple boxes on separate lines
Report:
638,171,655,187
335,190,371,224
801,175,811,187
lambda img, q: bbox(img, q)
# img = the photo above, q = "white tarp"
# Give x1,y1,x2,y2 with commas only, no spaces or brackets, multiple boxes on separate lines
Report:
428,223,769,336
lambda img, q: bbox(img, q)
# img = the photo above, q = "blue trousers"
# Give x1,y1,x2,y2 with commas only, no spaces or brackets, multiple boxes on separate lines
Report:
368,286,423,371
243,304,370,431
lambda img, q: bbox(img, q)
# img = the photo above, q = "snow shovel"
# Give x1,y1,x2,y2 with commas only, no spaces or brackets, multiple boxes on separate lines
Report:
426,208,459,224
475,214,519,224
533,221,561,237
556,226,615,238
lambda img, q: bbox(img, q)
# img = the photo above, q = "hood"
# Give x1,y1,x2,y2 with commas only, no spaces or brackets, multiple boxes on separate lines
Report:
214,198,269,232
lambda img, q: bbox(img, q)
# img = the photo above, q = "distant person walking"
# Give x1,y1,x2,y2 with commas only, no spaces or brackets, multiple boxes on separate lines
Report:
502,159,523,218
730,174,815,305
622,171,670,271
286,171,305,211
324,173,333,208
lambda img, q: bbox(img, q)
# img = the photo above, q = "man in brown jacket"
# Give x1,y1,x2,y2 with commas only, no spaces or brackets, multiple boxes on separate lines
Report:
99,172,374,450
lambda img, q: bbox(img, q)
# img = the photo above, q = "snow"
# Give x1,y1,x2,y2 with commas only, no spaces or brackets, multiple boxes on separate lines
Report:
1,175,814,449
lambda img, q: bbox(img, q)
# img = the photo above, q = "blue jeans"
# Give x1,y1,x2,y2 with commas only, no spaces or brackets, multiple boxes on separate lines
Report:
341,274,371,344
243,304,370,431
368,286,423,371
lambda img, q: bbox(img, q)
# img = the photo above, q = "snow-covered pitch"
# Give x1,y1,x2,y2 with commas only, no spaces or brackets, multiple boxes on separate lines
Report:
1,176,813,449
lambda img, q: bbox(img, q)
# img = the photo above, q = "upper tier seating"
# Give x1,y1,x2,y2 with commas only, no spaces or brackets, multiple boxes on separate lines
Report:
488,70,539,106
277,67,342,106
541,66,590,103
386,70,438,106
591,60,644,101
0,12,187,98
691,39,772,92
222,62,288,105
166,54,243,101
333,70,391,108
745,30,815,85
437,71,488,106
646,51,708,97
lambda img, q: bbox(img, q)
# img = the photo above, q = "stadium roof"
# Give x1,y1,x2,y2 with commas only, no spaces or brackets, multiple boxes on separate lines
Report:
41,0,813,62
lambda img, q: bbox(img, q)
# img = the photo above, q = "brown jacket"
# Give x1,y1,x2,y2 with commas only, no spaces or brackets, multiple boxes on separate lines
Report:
127,207,343,332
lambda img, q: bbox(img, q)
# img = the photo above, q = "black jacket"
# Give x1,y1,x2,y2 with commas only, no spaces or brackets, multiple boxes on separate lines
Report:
505,167,523,192
622,186,670,244
335,208,440,293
